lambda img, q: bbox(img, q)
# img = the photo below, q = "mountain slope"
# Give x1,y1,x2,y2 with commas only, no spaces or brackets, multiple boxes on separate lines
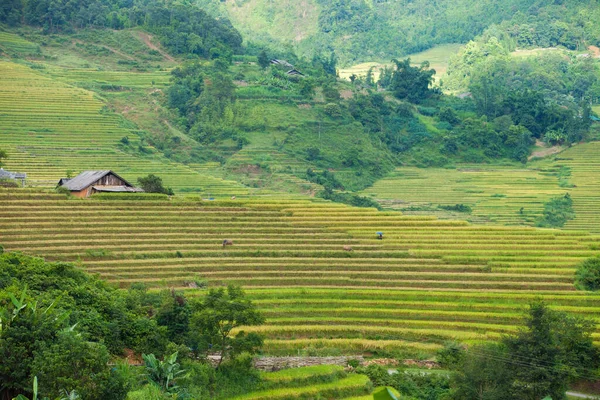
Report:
196,0,600,65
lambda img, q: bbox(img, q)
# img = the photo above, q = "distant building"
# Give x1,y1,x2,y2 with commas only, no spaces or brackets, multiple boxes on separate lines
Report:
270,59,294,68
270,59,306,77
286,69,305,77
0,168,26,187
58,170,143,198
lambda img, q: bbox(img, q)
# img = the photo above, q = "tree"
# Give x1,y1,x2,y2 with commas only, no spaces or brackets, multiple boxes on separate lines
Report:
137,174,173,195
449,302,599,400
189,285,264,367
450,343,513,400
503,301,599,400
389,58,436,103
0,148,7,166
575,256,600,291
257,50,270,70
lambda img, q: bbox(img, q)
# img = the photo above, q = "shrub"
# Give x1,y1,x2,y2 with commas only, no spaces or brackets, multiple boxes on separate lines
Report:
324,103,343,118
536,193,575,228
575,257,600,291
439,204,472,213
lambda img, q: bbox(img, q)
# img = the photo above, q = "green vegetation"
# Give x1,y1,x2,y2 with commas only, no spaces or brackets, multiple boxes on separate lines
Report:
575,257,600,291
450,302,599,400
1,2,600,398
0,251,268,400
138,174,174,196
195,0,600,65
536,193,575,228
1,0,242,58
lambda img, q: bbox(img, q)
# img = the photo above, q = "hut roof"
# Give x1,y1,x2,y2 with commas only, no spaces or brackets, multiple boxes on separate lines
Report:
62,170,133,191
271,59,294,68
0,168,26,179
286,69,305,77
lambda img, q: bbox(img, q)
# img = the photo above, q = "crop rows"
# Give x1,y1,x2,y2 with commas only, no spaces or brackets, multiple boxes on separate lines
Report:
361,142,600,235
1,190,600,355
0,31,39,55
361,165,566,225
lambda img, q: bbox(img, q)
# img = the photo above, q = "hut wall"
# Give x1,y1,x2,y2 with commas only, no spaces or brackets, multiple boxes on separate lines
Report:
71,189,90,198
94,174,128,186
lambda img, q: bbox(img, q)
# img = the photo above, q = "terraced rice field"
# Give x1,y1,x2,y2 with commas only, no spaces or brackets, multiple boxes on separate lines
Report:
0,60,247,195
2,189,600,355
0,31,39,55
361,140,600,234
360,165,567,225
539,143,600,234
44,67,171,88
233,366,371,399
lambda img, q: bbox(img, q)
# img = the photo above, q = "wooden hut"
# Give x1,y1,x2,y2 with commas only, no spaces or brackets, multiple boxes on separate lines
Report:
58,170,143,198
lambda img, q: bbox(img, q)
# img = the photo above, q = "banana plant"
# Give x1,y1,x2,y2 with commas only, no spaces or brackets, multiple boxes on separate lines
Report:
142,352,189,393
11,377,49,400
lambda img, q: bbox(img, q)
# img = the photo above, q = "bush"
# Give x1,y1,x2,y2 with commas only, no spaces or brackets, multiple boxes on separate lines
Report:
324,103,343,118
536,193,575,228
575,257,600,291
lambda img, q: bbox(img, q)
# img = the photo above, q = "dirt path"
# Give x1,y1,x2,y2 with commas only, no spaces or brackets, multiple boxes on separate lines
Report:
529,140,565,160
136,32,175,62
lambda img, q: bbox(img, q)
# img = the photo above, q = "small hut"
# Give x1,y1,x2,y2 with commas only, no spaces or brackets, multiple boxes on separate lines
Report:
0,168,26,187
58,170,143,198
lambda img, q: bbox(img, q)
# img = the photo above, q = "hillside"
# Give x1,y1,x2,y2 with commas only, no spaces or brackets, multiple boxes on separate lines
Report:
195,0,600,65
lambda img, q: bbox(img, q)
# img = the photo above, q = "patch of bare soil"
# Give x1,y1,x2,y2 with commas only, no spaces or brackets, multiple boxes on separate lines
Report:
529,140,565,160
298,103,312,109
589,45,600,58
340,89,354,99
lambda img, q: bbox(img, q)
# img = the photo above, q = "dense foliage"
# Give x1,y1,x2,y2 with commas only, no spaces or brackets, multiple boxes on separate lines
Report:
379,59,437,103
1,0,242,57
445,31,599,146
450,301,599,400
575,257,600,291
536,193,575,228
0,252,264,400
197,0,600,65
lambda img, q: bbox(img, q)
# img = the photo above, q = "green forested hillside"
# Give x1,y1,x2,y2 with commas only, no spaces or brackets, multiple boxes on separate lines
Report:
195,0,600,65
